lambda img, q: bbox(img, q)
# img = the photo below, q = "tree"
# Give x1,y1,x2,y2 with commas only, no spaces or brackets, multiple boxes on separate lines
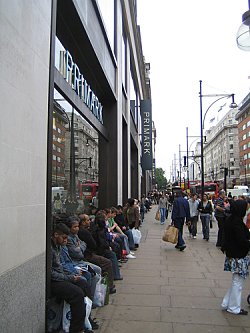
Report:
155,168,167,190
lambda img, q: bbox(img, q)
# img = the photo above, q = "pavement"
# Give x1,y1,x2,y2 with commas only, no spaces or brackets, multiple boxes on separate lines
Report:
93,204,250,333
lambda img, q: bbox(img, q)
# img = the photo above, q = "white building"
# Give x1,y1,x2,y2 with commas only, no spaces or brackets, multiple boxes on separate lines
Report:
204,108,240,188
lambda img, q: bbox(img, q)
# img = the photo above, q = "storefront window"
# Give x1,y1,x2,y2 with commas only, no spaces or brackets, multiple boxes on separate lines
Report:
122,26,127,91
97,0,115,53
52,89,99,217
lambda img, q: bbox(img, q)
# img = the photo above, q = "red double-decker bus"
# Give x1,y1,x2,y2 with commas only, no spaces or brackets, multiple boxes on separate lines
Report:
190,182,219,198
79,182,98,201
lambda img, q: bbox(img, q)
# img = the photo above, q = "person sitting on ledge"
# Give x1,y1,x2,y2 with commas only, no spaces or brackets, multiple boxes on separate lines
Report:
50,222,93,333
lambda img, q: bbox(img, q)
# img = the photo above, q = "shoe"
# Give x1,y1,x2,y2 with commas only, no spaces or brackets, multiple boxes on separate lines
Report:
175,245,180,249
118,263,122,267
89,317,99,330
193,236,197,239
130,251,135,255
238,309,248,315
114,276,123,281
118,258,128,263
206,238,209,241
109,286,117,294
126,253,136,259
135,244,139,248
179,245,186,251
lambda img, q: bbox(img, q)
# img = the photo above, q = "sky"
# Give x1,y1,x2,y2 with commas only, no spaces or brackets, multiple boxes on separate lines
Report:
137,0,250,180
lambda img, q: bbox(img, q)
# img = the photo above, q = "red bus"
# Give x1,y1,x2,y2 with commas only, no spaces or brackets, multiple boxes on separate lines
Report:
79,182,98,201
190,182,219,198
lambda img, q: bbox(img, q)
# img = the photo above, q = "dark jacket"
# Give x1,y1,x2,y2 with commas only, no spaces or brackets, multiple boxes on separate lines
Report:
51,239,75,282
223,200,250,258
66,234,87,262
198,200,213,214
214,196,225,218
78,227,97,257
171,196,190,220
126,205,140,228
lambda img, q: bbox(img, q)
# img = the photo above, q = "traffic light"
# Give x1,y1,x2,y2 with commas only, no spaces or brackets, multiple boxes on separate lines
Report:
224,167,228,177
183,156,187,167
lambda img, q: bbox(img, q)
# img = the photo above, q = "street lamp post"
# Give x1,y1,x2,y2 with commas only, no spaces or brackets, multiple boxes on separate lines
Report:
236,0,250,51
199,80,237,199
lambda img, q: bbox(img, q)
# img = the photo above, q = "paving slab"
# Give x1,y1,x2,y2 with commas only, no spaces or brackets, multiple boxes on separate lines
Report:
94,205,250,333
173,323,245,333
100,320,173,333
161,307,229,325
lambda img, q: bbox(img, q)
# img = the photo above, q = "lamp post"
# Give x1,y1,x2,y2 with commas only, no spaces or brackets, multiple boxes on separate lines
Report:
199,80,237,199
236,0,250,51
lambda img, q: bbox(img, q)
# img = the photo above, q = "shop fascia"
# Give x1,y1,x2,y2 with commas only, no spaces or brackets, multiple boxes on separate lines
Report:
59,50,103,124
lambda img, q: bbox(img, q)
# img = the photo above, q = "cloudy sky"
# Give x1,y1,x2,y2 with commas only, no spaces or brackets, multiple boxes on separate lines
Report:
137,0,250,179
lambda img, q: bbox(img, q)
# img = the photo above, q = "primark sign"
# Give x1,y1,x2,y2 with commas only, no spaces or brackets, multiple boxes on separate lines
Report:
141,100,153,170
59,50,103,124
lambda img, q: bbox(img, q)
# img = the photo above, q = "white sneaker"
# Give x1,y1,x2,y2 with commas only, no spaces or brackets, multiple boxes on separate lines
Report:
193,236,197,239
130,251,135,255
126,253,136,259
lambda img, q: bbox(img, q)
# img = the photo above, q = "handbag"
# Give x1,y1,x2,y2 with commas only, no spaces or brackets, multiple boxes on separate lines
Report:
155,210,160,221
162,225,178,244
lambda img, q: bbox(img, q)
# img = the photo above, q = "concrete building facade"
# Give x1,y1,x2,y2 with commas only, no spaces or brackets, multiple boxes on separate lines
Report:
235,92,250,186
204,108,240,188
0,0,152,331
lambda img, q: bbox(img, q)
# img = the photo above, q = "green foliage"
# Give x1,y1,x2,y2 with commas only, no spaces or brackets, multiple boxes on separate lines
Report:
155,168,167,190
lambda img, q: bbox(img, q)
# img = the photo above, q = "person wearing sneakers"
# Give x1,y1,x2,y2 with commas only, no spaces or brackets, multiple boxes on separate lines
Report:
188,193,199,239
221,199,250,316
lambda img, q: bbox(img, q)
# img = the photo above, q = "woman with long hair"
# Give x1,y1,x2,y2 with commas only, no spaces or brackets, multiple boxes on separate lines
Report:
221,199,250,315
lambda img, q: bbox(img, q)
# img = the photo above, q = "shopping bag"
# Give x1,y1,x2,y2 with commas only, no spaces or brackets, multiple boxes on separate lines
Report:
131,227,142,244
93,275,107,307
102,273,110,305
162,225,178,244
62,301,71,333
62,297,93,332
84,296,92,330
47,298,63,332
155,210,160,221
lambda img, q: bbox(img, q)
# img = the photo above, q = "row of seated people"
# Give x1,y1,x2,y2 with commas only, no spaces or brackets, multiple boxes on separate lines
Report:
51,201,140,333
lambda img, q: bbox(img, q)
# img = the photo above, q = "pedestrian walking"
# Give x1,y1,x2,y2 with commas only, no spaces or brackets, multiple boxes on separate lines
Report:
198,193,213,241
158,193,168,225
188,194,199,239
214,190,226,247
221,199,250,315
171,192,190,251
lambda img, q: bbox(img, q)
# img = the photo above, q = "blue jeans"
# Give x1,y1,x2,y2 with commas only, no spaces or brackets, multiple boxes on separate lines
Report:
200,214,210,239
125,229,135,250
160,208,166,224
173,217,185,247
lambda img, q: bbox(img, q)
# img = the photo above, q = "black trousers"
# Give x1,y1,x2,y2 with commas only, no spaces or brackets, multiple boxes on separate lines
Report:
51,280,86,333
85,253,114,288
215,216,225,247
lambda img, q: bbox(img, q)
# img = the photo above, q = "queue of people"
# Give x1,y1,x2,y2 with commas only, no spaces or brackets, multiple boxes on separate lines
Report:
50,198,141,333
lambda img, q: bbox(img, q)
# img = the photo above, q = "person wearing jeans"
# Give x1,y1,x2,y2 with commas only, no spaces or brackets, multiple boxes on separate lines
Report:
158,193,168,225
221,199,250,315
198,194,213,241
188,194,199,238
